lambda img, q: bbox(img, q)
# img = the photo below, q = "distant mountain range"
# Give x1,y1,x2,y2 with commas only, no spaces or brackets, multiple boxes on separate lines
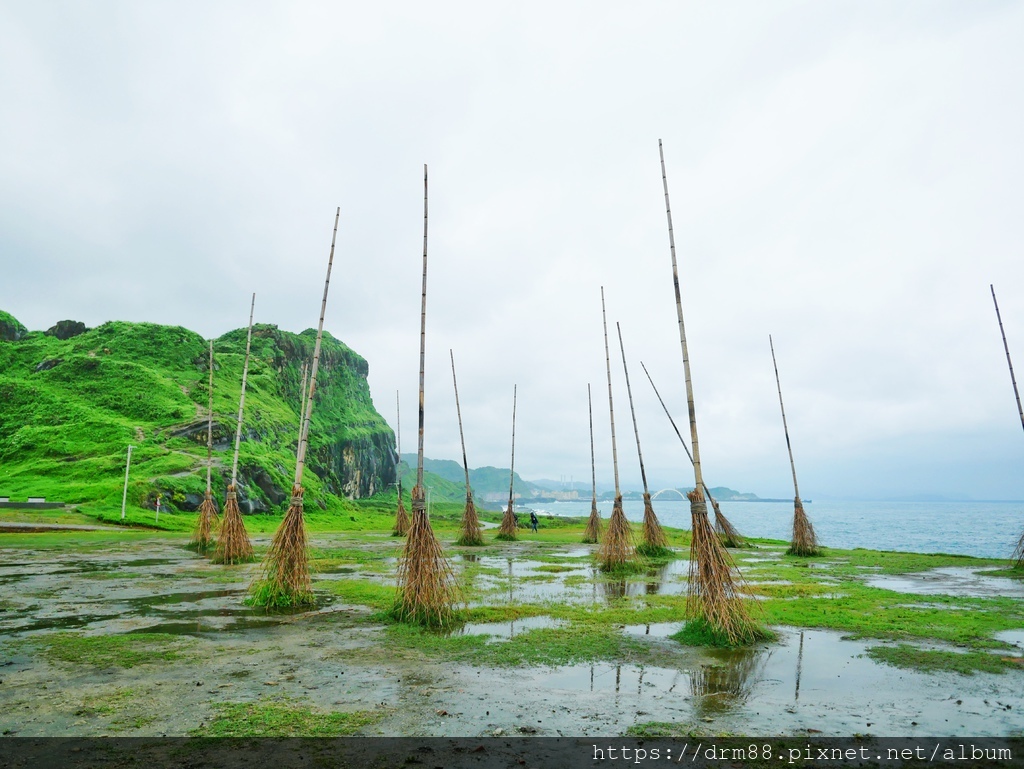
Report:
398,454,767,505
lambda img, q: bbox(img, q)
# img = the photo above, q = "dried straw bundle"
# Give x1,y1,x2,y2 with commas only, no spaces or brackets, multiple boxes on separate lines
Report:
637,492,671,558
712,498,746,549
1012,532,1024,569
249,486,313,607
597,494,636,571
495,503,518,541
187,492,219,553
583,499,603,544
684,488,765,646
394,487,460,627
455,493,484,546
788,498,820,556
212,487,254,564
392,494,411,537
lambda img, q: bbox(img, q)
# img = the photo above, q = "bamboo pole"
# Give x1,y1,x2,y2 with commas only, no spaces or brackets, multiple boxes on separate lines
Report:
596,287,635,570
992,285,1024,567
213,295,256,565
617,323,668,555
392,390,410,536
189,340,219,552
770,334,820,556
582,383,603,543
394,165,458,627
451,350,483,545
496,385,519,540
659,139,763,645
248,208,340,605
640,361,745,547
120,444,133,521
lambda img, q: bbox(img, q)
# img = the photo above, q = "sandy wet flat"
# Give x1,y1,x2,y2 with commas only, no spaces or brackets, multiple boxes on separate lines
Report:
1,535,1022,737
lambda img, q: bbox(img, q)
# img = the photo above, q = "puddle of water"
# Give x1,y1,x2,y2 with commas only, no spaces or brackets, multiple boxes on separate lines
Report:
622,622,681,638
994,629,1024,649
865,567,1024,598
449,615,566,641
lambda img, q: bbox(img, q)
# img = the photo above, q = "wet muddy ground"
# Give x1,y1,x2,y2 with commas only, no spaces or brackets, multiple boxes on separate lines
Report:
1,533,1022,737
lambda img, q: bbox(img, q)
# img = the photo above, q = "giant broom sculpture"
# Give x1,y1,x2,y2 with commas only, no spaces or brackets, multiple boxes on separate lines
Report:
582,384,603,544
991,285,1024,568
596,288,637,571
249,209,340,607
392,391,410,537
496,386,520,540
769,335,820,557
659,139,765,645
617,323,670,558
212,295,256,565
393,165,459,627
641,361,746,548
189,340,220,553
451,350,484,546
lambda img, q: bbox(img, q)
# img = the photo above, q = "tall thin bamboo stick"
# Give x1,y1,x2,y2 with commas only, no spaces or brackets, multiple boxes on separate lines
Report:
597,288,635,569
583,383,603,543
659,139,762,645
452,350,483,545
993,285,1024,567
617,323,668,554
770,335,819,556
231,293,256,487
641,361,745,547
297,362,309,446
189,341,219,552
393,390,410,536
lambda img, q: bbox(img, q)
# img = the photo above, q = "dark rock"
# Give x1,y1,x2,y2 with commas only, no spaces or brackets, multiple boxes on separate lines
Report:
249,468,286,505
0,315,27,342
44,320,88,340
34,358,63,372
238,495,267,515
177,493,204,512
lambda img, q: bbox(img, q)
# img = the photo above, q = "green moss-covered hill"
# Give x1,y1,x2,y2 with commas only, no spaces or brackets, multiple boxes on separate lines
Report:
0,311,396,520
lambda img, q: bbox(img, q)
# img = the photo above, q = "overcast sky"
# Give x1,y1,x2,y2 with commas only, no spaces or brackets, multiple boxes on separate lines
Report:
3,1,1024,500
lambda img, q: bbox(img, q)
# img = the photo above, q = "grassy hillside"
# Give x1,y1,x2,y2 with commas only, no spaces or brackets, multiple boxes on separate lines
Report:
0,312,396,522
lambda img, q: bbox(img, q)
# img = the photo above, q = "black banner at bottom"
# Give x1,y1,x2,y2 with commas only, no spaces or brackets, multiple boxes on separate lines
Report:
1,737,1022,769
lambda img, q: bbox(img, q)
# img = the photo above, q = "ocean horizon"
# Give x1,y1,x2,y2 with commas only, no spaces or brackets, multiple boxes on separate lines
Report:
529,498,1024,560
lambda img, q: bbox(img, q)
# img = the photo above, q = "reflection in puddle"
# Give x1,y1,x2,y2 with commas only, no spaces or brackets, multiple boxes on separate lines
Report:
995,629,1024,649
449,615,566,641
865,568,1024,598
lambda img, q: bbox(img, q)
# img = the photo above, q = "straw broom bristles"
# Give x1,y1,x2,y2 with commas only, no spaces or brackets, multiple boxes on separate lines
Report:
712,498,746,549
188,492,219,554
394,486,460,627
212,487,254,564
249,486,313,607
684,488,766,645
597,494,636,571
638,491,670,557
583,497,603,544
1013,531,1024,569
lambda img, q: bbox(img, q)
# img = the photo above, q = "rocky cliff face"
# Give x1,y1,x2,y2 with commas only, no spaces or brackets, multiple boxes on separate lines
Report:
0,313,396,514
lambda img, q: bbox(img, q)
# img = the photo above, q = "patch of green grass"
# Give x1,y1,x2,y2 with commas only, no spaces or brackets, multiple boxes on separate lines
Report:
192,699,384,736
672,617,777,648
865,644,1024,675
36,632,196,668
321,578,395,611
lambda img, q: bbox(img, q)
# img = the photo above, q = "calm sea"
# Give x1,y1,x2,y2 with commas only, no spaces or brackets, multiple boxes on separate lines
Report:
533,498,1024,560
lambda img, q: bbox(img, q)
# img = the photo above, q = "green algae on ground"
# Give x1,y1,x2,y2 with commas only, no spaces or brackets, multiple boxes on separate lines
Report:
34,632,197,668
865,643,1024,676
192,699,384,736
